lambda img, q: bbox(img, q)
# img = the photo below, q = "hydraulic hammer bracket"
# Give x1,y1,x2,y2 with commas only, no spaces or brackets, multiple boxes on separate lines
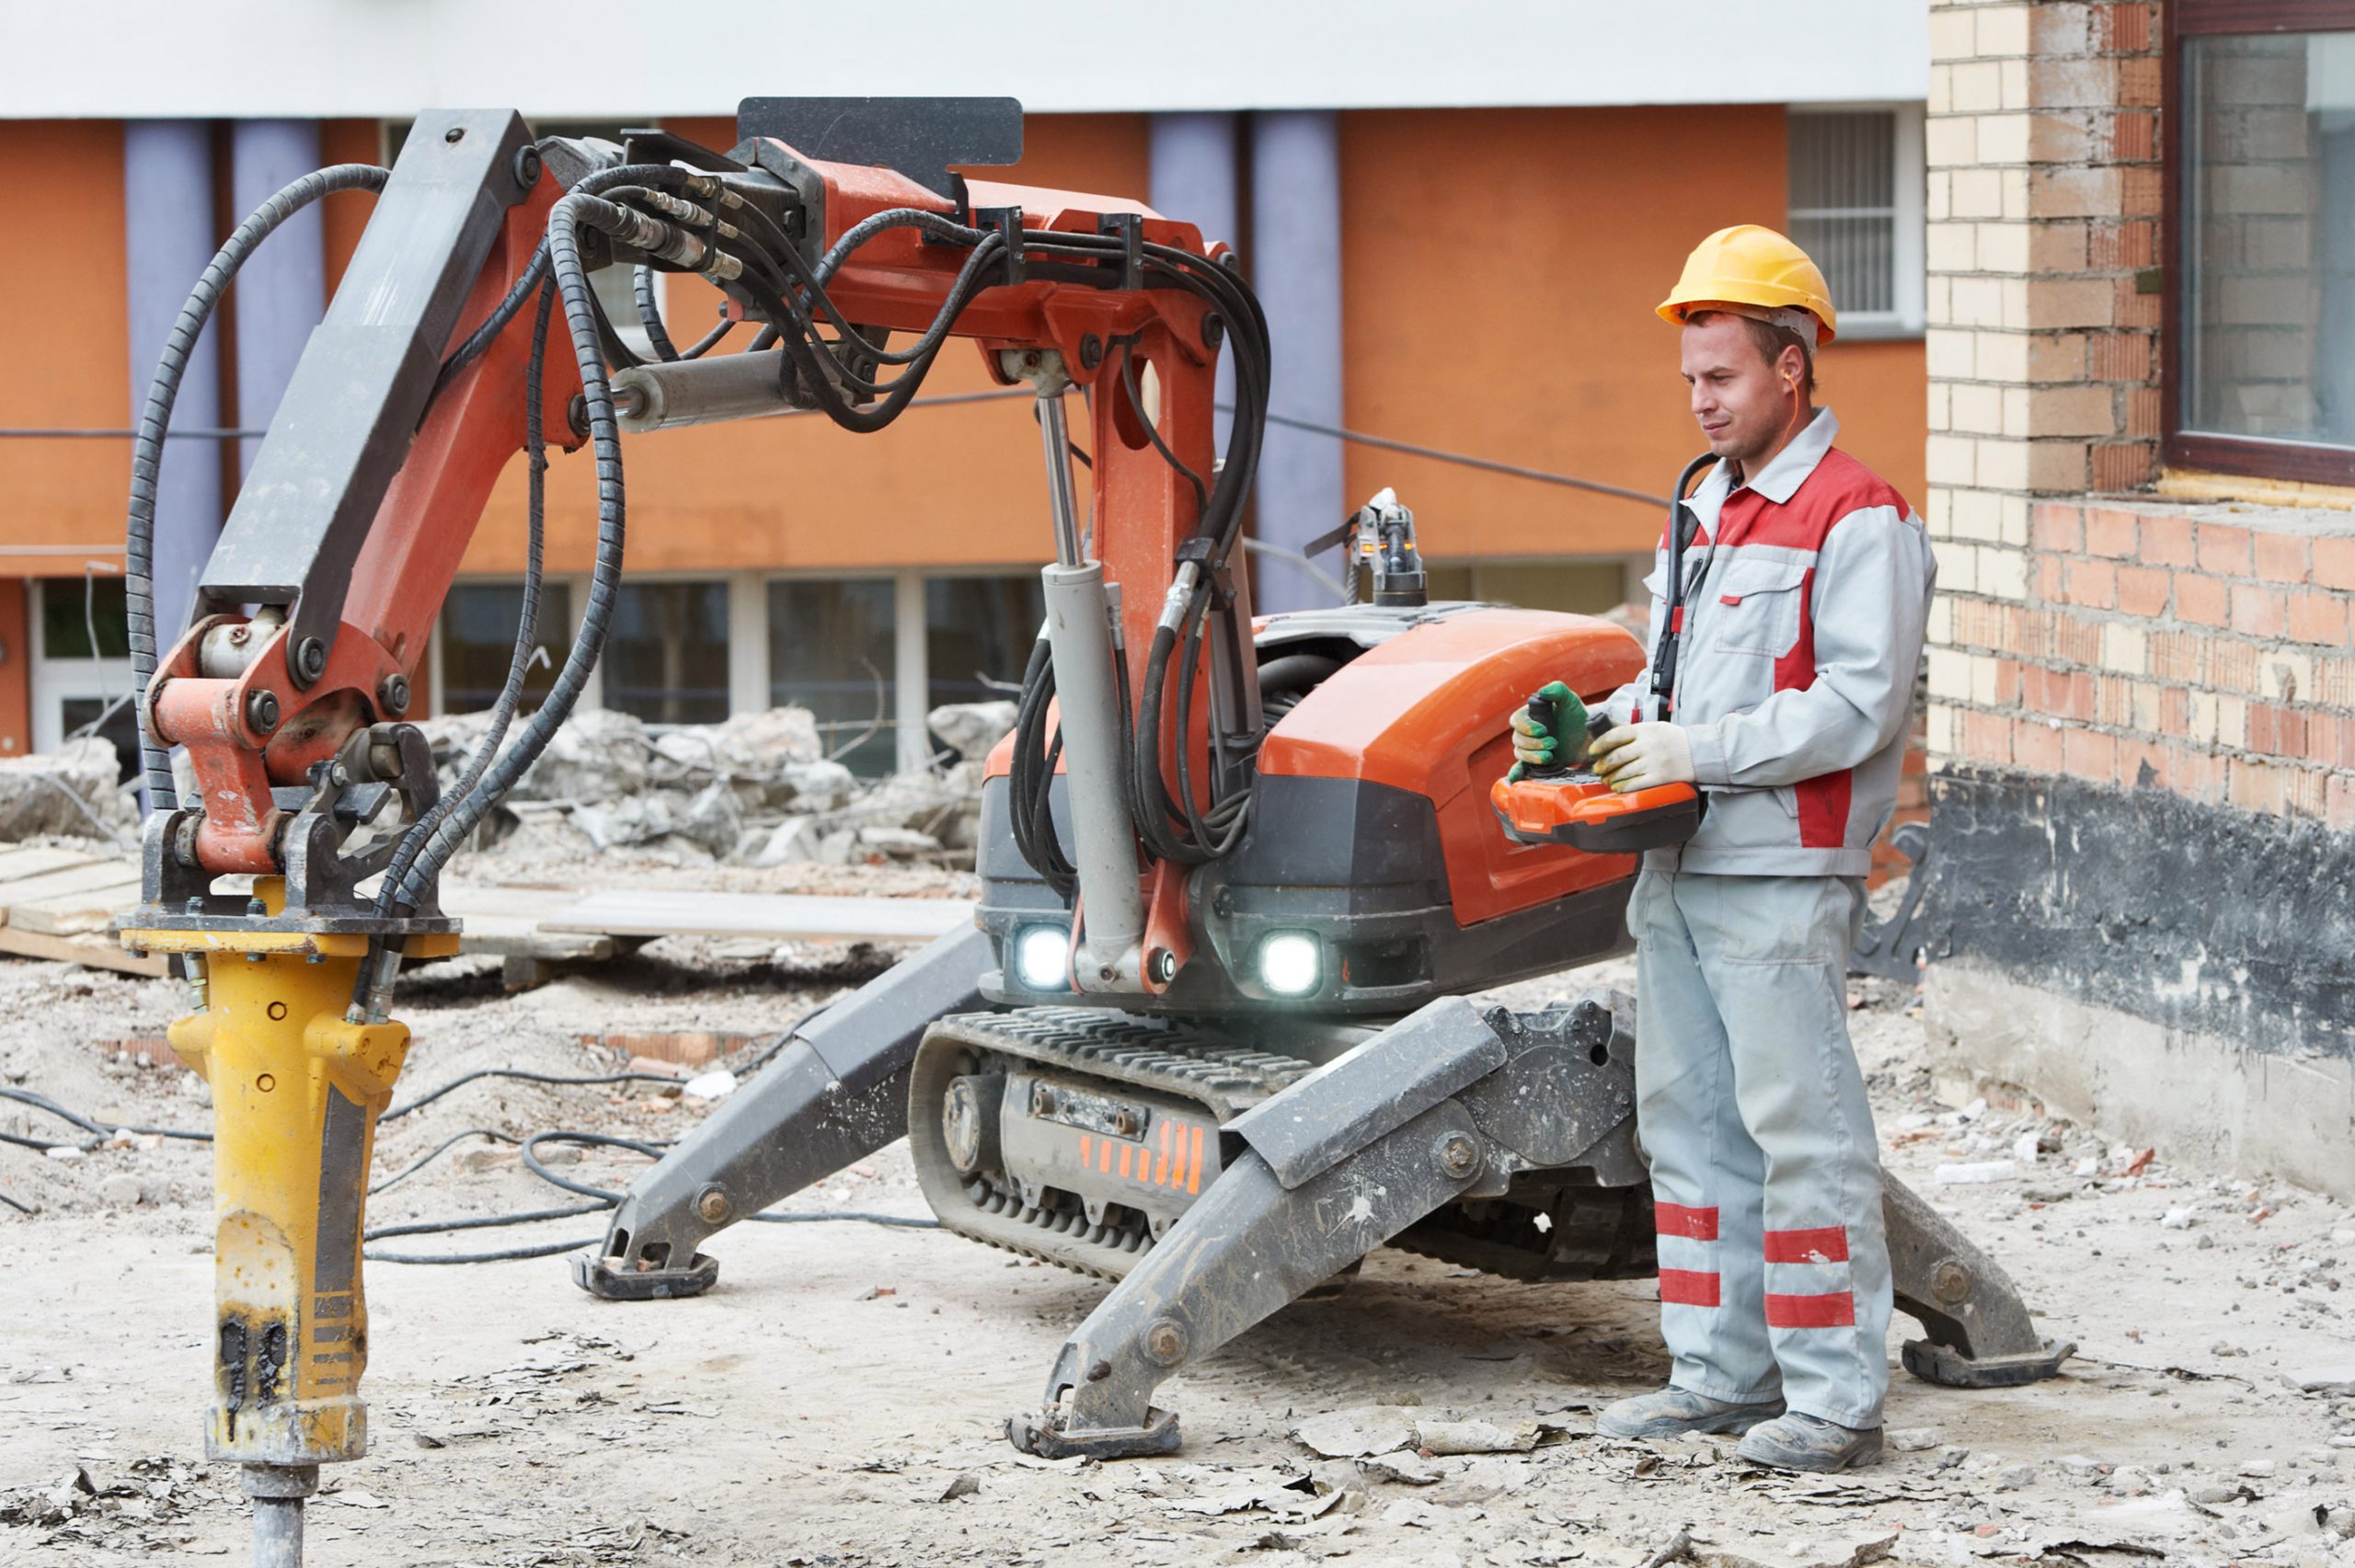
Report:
971,207,1026,287
1097,212,1143,292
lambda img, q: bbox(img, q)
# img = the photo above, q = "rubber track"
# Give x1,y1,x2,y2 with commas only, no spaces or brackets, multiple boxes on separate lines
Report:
918,1008,1316,1281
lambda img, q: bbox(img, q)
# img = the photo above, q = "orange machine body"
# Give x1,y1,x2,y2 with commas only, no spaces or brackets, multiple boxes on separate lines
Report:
985,603,1648,934
1258,608,1643,926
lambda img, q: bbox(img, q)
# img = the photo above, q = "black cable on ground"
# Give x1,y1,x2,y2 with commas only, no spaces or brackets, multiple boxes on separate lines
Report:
380,1066,688,1122
0,1085,210,1142
0,1190,33,1215
369,1127,515,1195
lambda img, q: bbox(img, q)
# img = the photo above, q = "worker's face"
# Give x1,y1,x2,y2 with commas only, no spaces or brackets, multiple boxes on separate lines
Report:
1680,315,1806,465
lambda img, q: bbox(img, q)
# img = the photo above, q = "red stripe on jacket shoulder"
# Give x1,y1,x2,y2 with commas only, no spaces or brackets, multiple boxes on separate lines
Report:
1728,447,1910,552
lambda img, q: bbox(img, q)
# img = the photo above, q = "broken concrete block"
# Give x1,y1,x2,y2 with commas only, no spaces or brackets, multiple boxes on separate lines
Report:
1936,1160,2018,1185
927,701,1017,761
676,781,742,857
856,826,942,860
0,738,133,840
780,760,856,812
1412,1416,1541,1455
1290,1406,1417,1459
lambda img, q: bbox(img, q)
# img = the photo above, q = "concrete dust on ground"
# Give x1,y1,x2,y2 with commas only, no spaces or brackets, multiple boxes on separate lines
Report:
5,949,2355,1567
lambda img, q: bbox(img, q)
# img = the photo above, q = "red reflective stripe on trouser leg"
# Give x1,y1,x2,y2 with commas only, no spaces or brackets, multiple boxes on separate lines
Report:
1764,1291,1855,1328
1655,1202,1717,1241
1659,1269,1720,1307
1763,1226,1848,1264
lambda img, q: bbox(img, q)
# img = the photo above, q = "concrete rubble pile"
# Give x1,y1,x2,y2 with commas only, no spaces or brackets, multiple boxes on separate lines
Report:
415,701,1017,869
0,738,138,842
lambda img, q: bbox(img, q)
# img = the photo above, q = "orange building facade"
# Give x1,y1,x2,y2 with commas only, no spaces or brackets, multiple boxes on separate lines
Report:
0,107,1924,776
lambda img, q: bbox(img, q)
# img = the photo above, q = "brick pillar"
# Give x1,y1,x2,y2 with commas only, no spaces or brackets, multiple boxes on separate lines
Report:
1924,0,2162,770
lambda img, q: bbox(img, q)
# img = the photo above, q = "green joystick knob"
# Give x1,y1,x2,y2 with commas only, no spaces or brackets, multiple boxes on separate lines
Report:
1524,681,1590,779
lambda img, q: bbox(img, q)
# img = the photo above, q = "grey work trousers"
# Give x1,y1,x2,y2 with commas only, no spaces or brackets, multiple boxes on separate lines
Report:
1627,868,1892,1429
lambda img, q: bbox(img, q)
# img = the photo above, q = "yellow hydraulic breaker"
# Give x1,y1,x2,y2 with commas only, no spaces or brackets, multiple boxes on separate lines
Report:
125,876,454,1567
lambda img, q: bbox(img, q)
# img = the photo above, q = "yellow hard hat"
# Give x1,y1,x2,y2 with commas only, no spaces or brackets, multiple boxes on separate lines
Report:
1658,224,1838,345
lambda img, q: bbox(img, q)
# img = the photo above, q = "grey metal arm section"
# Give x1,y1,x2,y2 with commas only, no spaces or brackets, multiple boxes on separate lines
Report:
1011,993,2070,1458
573,923,991,1299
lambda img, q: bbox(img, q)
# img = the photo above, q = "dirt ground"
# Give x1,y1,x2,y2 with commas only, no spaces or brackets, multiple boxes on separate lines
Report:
6,936,2355,1568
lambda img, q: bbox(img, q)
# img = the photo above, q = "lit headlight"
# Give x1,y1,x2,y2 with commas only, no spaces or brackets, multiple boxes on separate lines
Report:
1013,924,1071,991
1257,932,1322,997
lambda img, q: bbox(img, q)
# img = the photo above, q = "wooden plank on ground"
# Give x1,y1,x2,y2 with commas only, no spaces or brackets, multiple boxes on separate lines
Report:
10,885,144,935
440,884,615,963
0,845,106,884
540,889,975,944
0,860,144,916
0,925,167,977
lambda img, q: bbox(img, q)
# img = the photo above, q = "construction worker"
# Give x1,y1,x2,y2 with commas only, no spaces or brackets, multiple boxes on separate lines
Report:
1512,225,1936,1472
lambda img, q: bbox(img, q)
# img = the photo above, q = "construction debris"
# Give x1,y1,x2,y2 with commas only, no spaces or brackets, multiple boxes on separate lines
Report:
413,702,1014,871
0,739,135,843
7,946,2355,1563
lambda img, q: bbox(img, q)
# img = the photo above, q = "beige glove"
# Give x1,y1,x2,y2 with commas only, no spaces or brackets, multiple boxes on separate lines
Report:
1588,721,1694,795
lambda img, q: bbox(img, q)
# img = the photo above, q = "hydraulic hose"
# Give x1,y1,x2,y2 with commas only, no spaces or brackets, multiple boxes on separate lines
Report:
376,280,554,913
384,189,634,913
632,265,679,361
124,162,390,811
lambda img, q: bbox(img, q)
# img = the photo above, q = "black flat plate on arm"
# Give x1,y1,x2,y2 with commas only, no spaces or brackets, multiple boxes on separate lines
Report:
735,97,1023,196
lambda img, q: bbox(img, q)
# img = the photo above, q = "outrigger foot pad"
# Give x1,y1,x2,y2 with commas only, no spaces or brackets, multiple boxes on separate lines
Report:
1901,1336,2076,1391
1009,1405,1181,1460
571,1249,719,1300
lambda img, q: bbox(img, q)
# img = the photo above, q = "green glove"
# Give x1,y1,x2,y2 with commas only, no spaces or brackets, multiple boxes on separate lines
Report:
1506,681,1591,783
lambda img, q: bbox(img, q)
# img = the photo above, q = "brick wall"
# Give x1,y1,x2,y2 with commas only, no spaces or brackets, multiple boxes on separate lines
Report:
1923,0,2164,651
1931,497,2355,825
1921,1,2355,1196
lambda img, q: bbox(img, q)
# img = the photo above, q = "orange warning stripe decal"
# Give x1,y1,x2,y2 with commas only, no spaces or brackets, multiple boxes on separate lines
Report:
1062,1120,1214,1191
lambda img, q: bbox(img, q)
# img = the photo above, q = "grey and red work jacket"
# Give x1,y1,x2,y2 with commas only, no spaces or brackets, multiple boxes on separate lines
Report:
1602,408,1936,878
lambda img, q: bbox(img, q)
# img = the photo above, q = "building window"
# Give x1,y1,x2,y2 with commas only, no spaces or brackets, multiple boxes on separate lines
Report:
925,575,1041,714
2169,9,2355,482
29,576,136,776
1786,106,1926,336
605,580,730,725
437,580,574,714
769,578,898,777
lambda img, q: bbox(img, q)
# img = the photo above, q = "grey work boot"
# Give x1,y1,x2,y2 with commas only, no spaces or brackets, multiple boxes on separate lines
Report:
1735,1412,1884,1472
1596,1388,1785,1439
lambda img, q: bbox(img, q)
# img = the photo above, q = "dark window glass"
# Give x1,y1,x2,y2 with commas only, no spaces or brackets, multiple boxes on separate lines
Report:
2182,31,2355,448
605,581,730,725
769,578,897,777
438,581,575,714
41,576,129,660
926,575,1042,726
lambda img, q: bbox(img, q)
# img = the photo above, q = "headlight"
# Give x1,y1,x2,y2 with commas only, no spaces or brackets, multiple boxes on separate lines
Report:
1257,932,1322,997
1013,924,1071,991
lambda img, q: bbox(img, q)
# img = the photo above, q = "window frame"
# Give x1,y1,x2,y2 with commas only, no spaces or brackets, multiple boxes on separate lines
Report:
1785,102,1927,339
26,577,132,756
2164,0,2355,484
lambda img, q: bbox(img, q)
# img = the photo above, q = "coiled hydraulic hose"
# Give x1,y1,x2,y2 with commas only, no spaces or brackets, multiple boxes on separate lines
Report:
124,162,390,811
382,183,670,914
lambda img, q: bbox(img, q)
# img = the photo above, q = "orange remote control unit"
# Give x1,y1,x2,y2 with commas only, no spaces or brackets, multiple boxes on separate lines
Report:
1489,696,1702,854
